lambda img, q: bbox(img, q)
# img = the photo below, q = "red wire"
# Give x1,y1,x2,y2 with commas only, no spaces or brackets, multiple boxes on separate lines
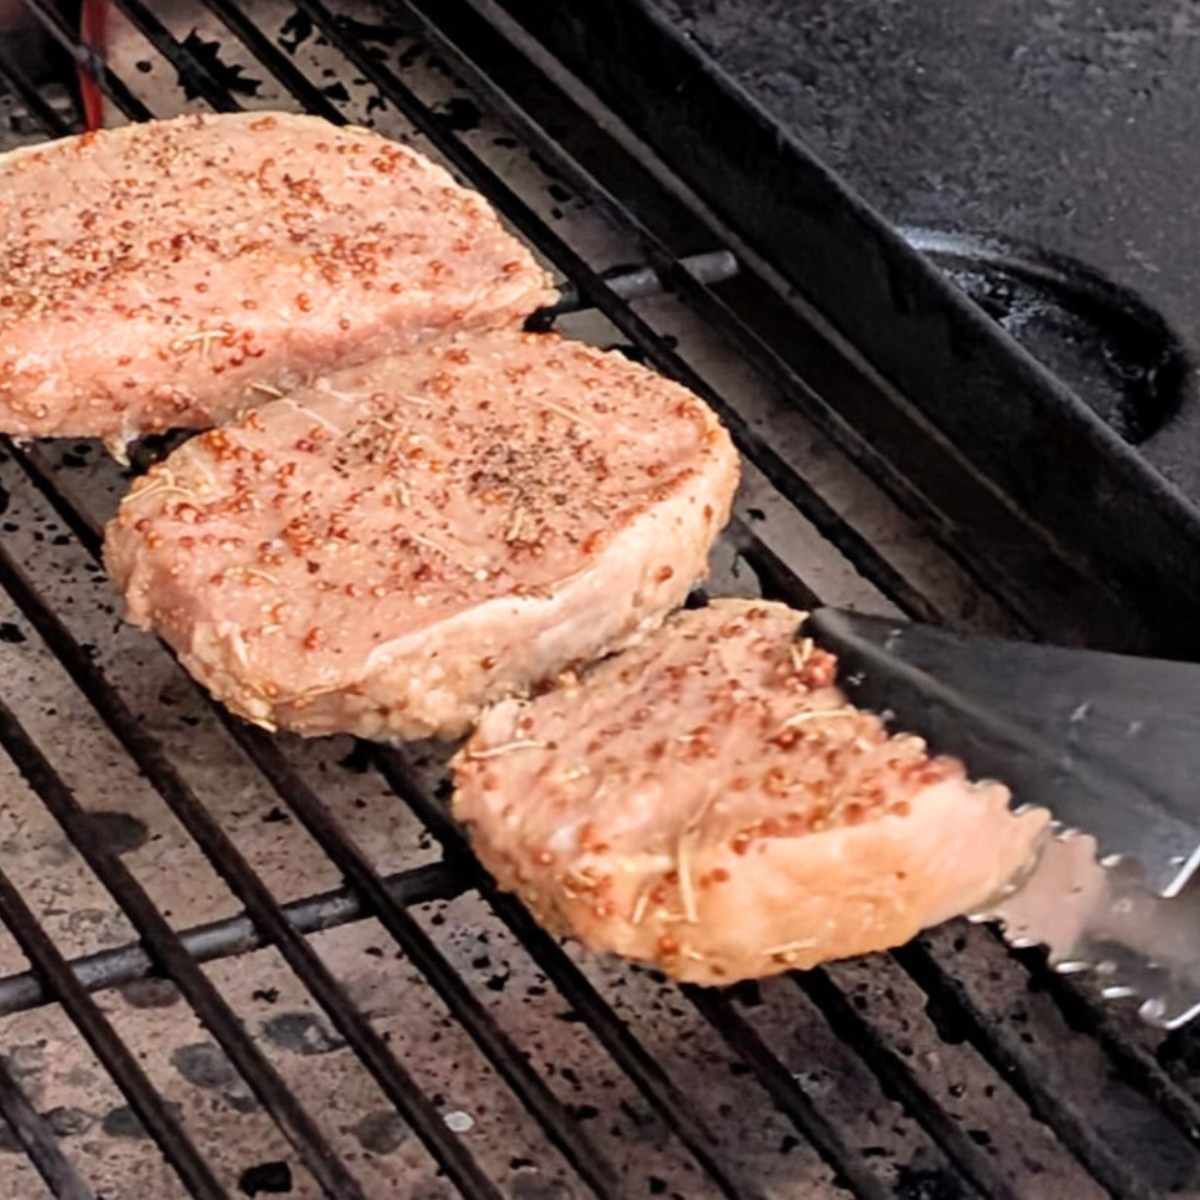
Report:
79,0,108,131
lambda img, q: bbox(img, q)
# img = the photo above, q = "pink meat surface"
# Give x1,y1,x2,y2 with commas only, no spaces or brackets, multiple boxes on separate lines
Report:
452,599,1049,984
104,329,739,740
0,112,554,449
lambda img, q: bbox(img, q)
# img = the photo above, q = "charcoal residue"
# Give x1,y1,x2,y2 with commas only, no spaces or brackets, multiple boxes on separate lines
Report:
102,1102,182,1140
436,96,482,133
262,1012,345,1056
0,1109,91,1152
84,811,149,856
239,1161,293,1196
893,1162,965,1199
278,11,314,54
178,32,262,101
350,1110,409,1155
119,978,180,1010
172,1043,238,1091
510,1172,574,1200
338,740,373,774
409,1182,454,1200
335,16,409,48
44,1107,93,1138
7,1044,45,1095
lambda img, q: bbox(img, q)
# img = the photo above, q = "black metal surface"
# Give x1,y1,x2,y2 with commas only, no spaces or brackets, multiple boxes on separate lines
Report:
899,227,1189,448
110,0,240,113
649,1,1200,485
496,0,1200,661
0,3,1197,1199
531,249,740,323
375,744,771,1200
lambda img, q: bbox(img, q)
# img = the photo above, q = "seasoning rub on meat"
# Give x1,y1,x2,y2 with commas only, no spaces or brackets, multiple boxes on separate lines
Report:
452,599,1049,984
104,329,739,740
0,112,554,450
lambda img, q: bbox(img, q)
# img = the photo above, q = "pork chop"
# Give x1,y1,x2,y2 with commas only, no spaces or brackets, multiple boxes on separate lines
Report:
103,329,739,740
0,112,554,450
452,599,1049,984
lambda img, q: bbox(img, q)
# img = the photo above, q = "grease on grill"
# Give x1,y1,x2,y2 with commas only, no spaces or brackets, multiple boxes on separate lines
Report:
238,1161,293,1196
350,1109,410,1155
82,810,149,856
262,1011,345,1057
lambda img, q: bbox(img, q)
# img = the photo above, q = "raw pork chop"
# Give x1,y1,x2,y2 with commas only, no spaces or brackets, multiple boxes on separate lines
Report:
452,599,1048,984
0,112,554,449
104,330,738,740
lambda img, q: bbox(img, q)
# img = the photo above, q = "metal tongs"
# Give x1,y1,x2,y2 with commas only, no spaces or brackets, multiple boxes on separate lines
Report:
809,608,1200,1029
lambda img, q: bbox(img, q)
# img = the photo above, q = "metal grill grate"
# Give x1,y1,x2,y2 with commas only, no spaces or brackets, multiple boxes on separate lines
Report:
0,2,1197,1197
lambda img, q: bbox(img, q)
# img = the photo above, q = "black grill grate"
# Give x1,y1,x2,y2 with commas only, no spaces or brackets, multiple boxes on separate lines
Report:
0,2,1196,1197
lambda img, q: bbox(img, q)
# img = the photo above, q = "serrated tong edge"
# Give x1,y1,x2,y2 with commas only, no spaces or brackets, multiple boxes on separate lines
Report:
969,821,1200,1029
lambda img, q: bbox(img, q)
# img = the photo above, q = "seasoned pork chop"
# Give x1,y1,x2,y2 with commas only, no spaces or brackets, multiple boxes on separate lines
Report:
452,599,1048,984
0,112,553,449
104,330,738,740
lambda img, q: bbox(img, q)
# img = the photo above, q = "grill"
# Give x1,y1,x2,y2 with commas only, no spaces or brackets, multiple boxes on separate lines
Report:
0,2,1198,1197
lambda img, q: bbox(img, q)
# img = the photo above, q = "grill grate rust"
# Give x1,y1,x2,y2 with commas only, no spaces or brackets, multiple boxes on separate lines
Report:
0,2,1195,1198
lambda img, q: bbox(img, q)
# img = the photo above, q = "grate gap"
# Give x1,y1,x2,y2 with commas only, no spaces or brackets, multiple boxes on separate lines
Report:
8,438,757,1197
996,931,1200,1152
396,0,961,626
0,546,374,1197
0,6,1187,1199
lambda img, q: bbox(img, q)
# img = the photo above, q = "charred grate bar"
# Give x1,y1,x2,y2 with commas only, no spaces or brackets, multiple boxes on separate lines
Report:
0,2,1195,1198
0,858,465,1016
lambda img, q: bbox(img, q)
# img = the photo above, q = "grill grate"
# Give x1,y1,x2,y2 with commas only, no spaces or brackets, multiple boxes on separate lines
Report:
0,1,1196,1197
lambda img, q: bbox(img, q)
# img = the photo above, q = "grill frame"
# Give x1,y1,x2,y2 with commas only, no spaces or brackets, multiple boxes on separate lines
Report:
490,0,1200,661
0,2,1195,1198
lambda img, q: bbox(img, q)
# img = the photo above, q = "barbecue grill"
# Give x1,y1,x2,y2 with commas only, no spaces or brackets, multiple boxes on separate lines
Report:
0,2,1198,1197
